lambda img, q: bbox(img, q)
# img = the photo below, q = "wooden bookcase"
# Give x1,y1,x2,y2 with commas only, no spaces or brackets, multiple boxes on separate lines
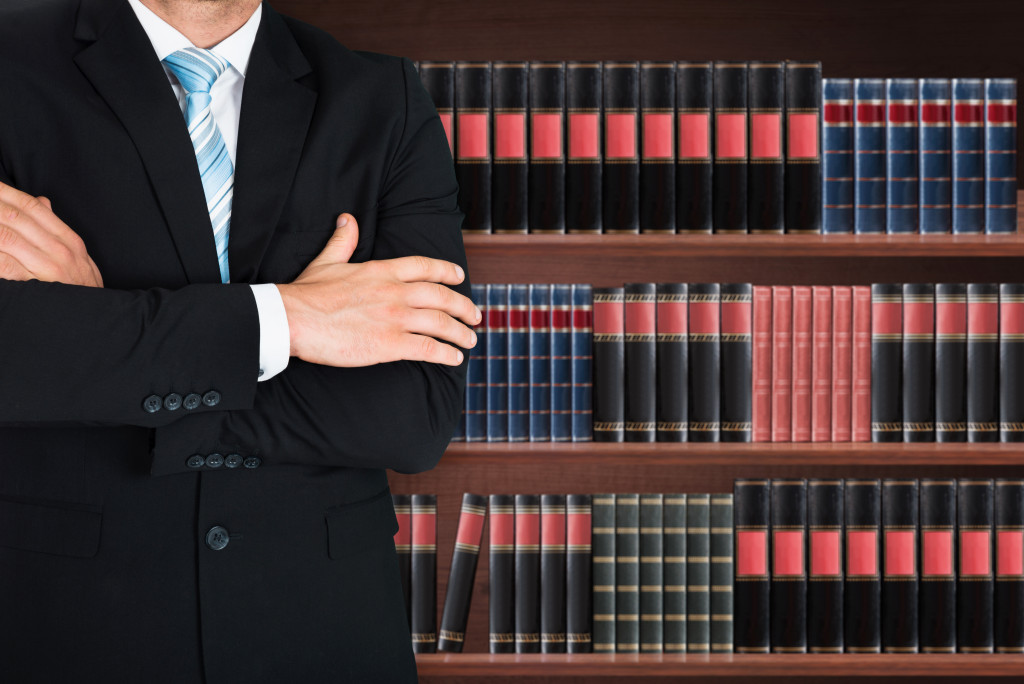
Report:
274,1,1024,680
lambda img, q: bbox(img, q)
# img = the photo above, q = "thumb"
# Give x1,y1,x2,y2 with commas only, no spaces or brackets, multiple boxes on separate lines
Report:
316,213,360,265
37,196,52,210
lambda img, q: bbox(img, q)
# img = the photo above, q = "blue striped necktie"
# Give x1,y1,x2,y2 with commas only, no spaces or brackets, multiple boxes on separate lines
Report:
163,47,234,284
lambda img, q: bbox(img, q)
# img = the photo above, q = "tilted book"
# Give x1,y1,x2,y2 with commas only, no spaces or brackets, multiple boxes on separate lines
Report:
438,494,488,652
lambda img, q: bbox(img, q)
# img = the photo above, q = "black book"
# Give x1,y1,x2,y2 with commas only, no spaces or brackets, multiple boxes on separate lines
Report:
455,61,492,233
967,284,1000,442
411,494,438,653
844,479,881,653
784,60,823,233
770,479,807,653
995,479,1024,652
616,493,641,653
656,283,688,442
639,494,664,652
663,494,687,652
417,61,455,159
919,479,957,653
902,284,935,442
957,479,994,652
515,494,541,653
807,479,844,653
936,284,968,442
528,61,566,234
675,62,713,234
747,61,785,234
566,61,603,233
540,494,567,653
488,494,516,653
624,283,656,442
492,62,528,234
689,283,721,442
639,61,676,233
591,494,616,652
710,494,734,653
593,287,625,442
438,494,488,652
881,480,919,653
721,283,753,442
566,494,593,653
734,479,770,653
686,494,711,653
392,494,413,629
603,61,640,234
1000,284,1024,442
713,61,748,234
871,284,902,442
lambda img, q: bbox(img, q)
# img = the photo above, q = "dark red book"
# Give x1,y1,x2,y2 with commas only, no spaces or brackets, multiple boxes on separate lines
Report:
792,286,813,442
811,286,832,442
752,286,773,442
528,61,566,234
771,286,792,441
831,286,853,442
438,494,488,652
411,494,438,653
455,62,492,233
492,62,528,234
852,286,872,441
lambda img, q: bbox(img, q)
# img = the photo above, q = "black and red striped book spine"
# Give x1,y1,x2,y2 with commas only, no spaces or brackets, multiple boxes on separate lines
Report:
851,285,873,442
603,61,640,234
734,479,770,653
566,494,593,653
752,286,772,442
528,61,566,234
640,61,676,233
566,61,603,233
831,286,852,442
713,61,749,233
807,479,844,653
540,494,567,653
492,61,528,234
771,286,792,442
792,285,813,442
902,284,935,442
747,61,785,234
624,283,656,441
871,284,902,442
845,479,881,653
438,494,488,652
656,283,688,442
455,61,492,233
489,494,515,653
515,494,541,653
811,286,833,442
676,62,713,233
417,61,455,157
392,494,412,628
967,284,1000,442
920,479,956,653
958,479,994,652
593,287,625,442
995,479,1024,652
1000,284,1024,441
785,61,823,233
881,480,919,653
721,283,753,442
689,283,721,442
770,479,807,653
411,494,438,653
936,284,968,442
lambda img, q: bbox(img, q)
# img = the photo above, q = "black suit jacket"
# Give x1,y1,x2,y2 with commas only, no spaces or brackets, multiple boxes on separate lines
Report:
0,1,468,681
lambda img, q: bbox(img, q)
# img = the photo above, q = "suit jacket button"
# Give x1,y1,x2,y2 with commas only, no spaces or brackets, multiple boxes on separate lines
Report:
187,454,206,469
183,393,202,410
205,526,230,551
225,453,243,469
143,395,163,413
205,453,224,468
243,456,262,469
163,393,183,411
202,390,221,407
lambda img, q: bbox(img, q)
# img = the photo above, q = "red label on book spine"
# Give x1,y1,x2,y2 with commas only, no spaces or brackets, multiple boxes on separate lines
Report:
788,112,819,159
531,112,562,159
885,530,916,576
716,112,746,158
495,112,525,159
605,113,637,159
541,511,567,546
920,104,951,125
457,112,489,159
573,307,592,330
888,103,918,125
810,530,841,576
857,103,885,124
954,103,983,124
678,112,709,159
456,510,486,547
904,299,935,336
937,301,967,335
593,300,623,335
508,308,529,330
569,113,599,159
773,530,804,576
847,530,878,576
689,299,719,335
923,530,953,576
736,530,767,576
960,530,991,576
567,512,591,547
989,103,1018,124
412,513,436,546
515,512,540,546
438,112,454,154
625,299,655,334
750,112,781,159
490,512,514,547
487,307,508,331
642,112,673,159
530,307,551,330
721,299,752,334
656,300,687,334
871,301,901,336
968,302,999,335
998,530,1024,576
1001,300,1024,335
394,513,411,546
824,103,853,125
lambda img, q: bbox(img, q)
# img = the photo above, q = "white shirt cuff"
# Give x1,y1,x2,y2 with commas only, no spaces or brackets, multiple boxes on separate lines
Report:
250,283,291,382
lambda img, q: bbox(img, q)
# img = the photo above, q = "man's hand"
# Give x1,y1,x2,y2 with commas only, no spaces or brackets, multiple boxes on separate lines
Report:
0,182,104,288
278,213,481,368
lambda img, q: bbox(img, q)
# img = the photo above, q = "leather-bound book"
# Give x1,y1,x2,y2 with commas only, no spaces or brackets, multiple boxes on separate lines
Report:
639,494,664,652
853,78,886,233
689,283,721,442
792,285,813,442
616,493,641,653
566,494,593,653
771,286,792,442
676,62,713,234
811,286,833,442
438,494,488,652
918,78,952,234
902,284,935,442
957,479,994,652
807,479,844,653
936,284,968,442
508,284,530,442
540,494,567,653
515,494,542,653
566,61,603,233
844,479,881,653
747,61,784,234
770,479,807,653
571,284,594,441
640,61,676,233
603,61,640,233
871,284,902,442
822,78,854,233
919,479,956,653
551,284,573,441
751,286,773,442
967,283,1000,442
881,480,919,652
885,78,919,234
952,79,985,233
663,494,688,652
721,283,753,442
686,494,711,653
995,479,1024,652
734,479,770,653
831,286,852,442
656,283,688,442
710,494,734,653
529,284,551,442
591,494,617,652
593,287,625,442
486,284,509,441
785,61,823,233
455,61,492,232
417,61,455,157
624,283,656,442
411,494,438,653
528,61,566,234
851,286,873,441
392,494,412,628
489,494,516,653
713,61,749,233
984,78,1018,233
492,61,528,234
1000,284,1024,441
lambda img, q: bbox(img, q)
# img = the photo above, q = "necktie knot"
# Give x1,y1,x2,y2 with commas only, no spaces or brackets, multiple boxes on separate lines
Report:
163,47,230,95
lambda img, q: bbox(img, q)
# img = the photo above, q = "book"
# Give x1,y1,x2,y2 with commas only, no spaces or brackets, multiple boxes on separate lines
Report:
508,284,530,442
807,479,844,653
851,285,873,442
713,61,749,234
952,78,985,234
551,283,573,441
593,287,625,442
676,62,713,233
529,61,566,234
831,286,853,442
540,494,567,653
467,283,488,442
752,285,773,442
721,283,753,442
734,479,770,653
571,283,594,441
902,283,935,442
785,61,823,233
438,493,488,652
995,479,1024,652
603,61,640,234
984,78,1017,233
689,283,721,442
811,286,833,442
748,61,785,234
487,284,509,441
663,494,688,652
624,283,656,442
1001,284,1024,442
492,61,528,234
918,78,953,234
936,283,968,442
710,493,734,653
957,479,994,652
639,61,676,233
792,285,813,442
566,61,603,233
885,78,919,234
566,494,593,653
592,494,616,652
686,494,711,652
455,61,492,233
392,494,413,628
639,494,664,652
845,479,881,653
854,78,886,234
656,283,688,442
616,493,641,653
411,494,438,653
515,494,541,653
771,286,792,442
967,283,1000,442
881,479,919,653
919,479,957,653
822,78,855,233
417,61,455,157
528,284,551,441
870,284,902,442
488,494,516,653
770,479,807,653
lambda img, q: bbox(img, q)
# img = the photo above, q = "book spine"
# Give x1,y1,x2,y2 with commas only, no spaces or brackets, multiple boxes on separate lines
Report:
831,286,853,442
710,493,734,653
734,479,770,653
640,61,676,233
687,494,711,652
656,283,688,442
770,479,807,653
885,78,920,234
566,61,603,233
919,78,953,234
529,284,551,441
663,494,688,652
467,284,489,442
492,61,528,234
456,61,492,233
902,284,935,442
616,493,641,653
752,286,773,442
852,286,873,441
418,61,455,158
871,284,902,442
515,494,541,653
771,286,793,442
411,494,438,653
639,494,664,652
984,78,1017,233
571,283,594,441
936,283,968,442
489,494,516,653
919,479,957,653
551,284,573,441
566,494,593,653
823,78,855,233
528,61,566,234
676,62,713,234
689,283,721,442
603,61,640,234
957,479,995,652
1001,284,1024,441
508,284,530,442
593,287,625,441
792,285,813,442
952,78,986,234
392,494,413,628
713,61,749,233
592,494,617,652
807,479,844,653
811,286,833,442
748,61,785,234
487,284,509,441
968,283,1000,442
844,479,881,653
785,61,823,234
995,479,1024,652
721,283,753,442
624,283,656,442
438,493,488,653
541,494,567,653
854,78,886,234
881,479,919,653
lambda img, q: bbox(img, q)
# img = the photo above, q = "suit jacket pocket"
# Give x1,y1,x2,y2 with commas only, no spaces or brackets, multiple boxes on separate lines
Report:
0,495,102,558
324,486,399,560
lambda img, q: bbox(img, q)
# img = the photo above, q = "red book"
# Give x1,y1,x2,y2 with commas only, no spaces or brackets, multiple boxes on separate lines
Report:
771,286,793,442
792,286,813,442
831,287,853,442
811,286,833,442
752,286,773,442
852,286,873,442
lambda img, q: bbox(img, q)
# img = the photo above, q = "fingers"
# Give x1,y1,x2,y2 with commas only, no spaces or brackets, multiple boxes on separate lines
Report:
402,306,477,352
0,252,35,282
389,254,465,286
398,332,466,366
404,281,481,326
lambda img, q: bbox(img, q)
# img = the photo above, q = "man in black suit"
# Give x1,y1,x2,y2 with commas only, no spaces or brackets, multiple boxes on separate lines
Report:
0,0,475,681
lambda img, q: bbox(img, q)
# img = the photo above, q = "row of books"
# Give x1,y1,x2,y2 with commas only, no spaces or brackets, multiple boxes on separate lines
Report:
412,61,1018,235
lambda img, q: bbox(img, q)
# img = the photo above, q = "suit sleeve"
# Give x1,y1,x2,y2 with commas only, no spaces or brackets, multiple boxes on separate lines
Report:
149,56,469,476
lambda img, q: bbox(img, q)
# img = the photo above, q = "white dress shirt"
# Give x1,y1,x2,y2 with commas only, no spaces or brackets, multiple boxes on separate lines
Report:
127,0,290,382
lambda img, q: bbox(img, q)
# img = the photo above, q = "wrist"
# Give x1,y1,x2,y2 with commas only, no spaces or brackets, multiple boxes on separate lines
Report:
277,283,303,359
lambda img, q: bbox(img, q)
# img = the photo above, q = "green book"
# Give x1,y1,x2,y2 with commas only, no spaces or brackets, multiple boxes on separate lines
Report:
591,494,617,652
615,493,640,652
710,493,735,652
639,494,664,652
663,494,687,652
687,493,711,652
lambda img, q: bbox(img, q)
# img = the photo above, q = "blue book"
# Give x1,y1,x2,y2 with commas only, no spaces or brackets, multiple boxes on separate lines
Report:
823,78,854,233
528,284,551,441
952,78,986,233
551,284,573,441
487,284,509,441
886,78,919,233
854,78,886,233
985,78,1017,234
466,283,488,442
508,284,530,442
918,78,953,234
572,283,593,441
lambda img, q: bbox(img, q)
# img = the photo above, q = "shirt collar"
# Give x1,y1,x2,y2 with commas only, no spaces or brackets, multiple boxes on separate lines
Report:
126,0,263,77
